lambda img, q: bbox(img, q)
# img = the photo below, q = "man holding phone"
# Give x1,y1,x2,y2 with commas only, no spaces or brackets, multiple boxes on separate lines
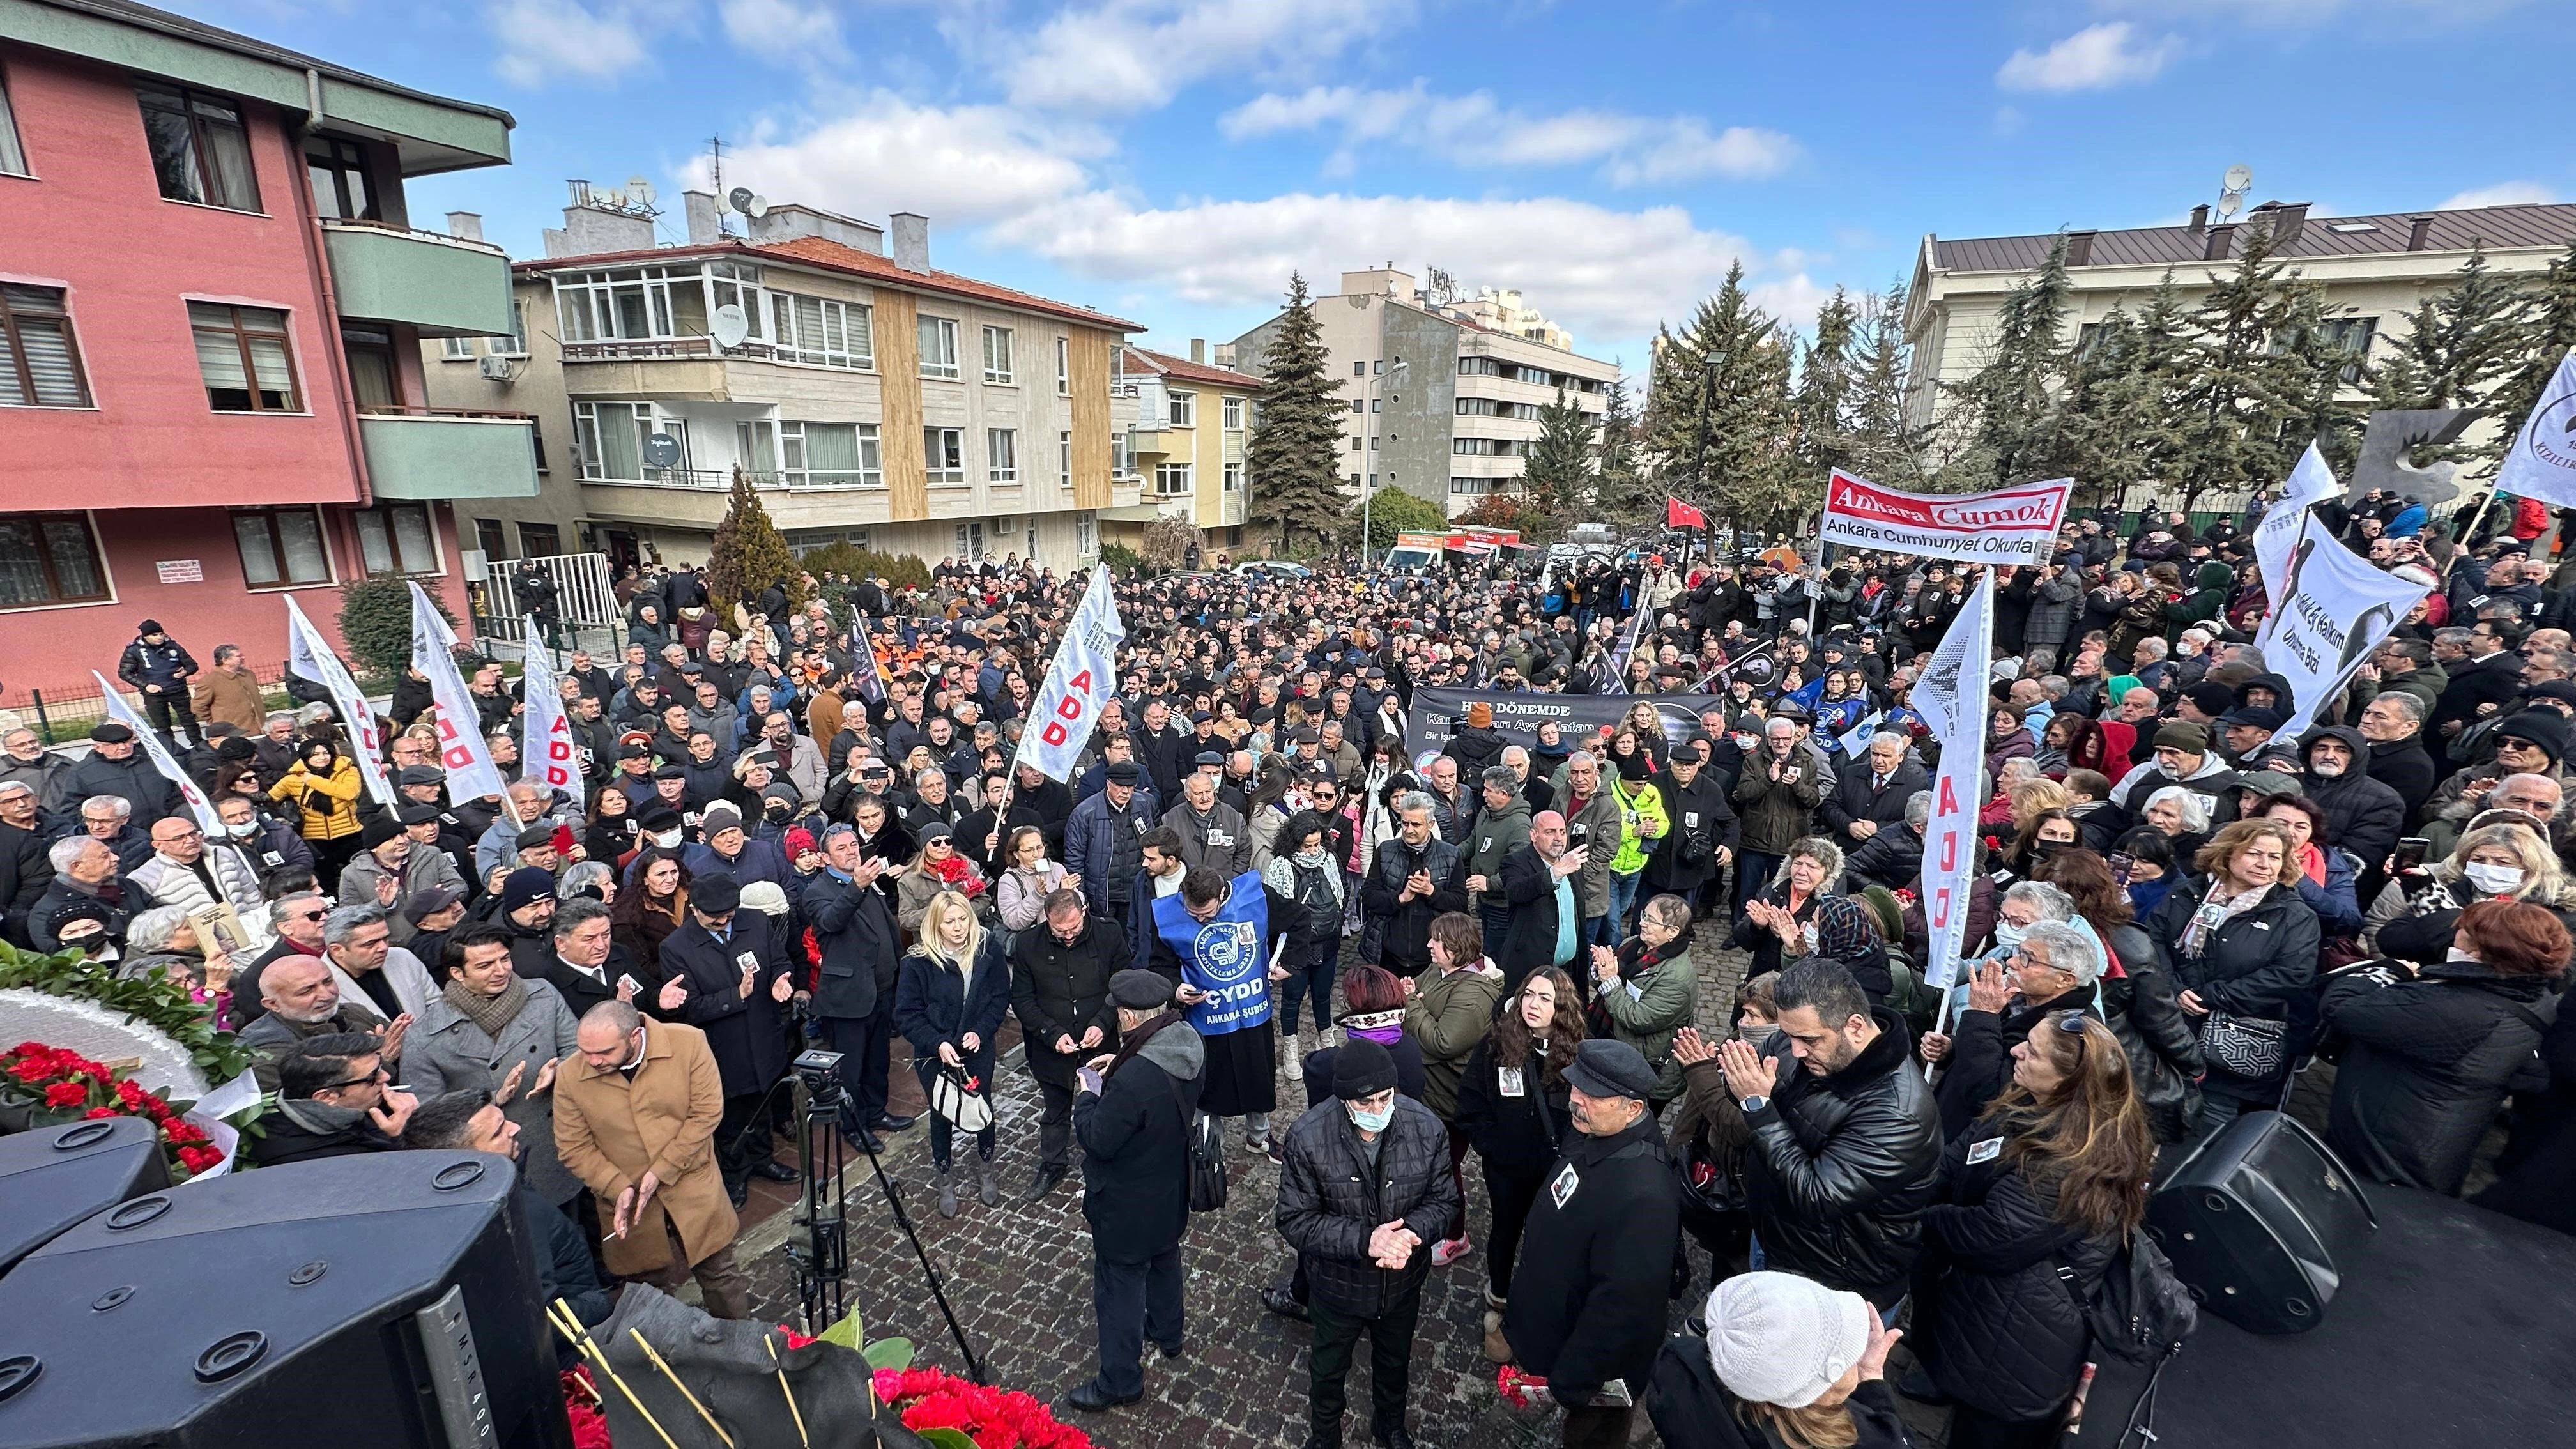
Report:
1560,751,1622,949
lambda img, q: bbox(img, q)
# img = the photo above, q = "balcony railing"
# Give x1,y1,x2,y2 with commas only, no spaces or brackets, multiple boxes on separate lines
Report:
586,468,904,493
356,406,539,501
560,337,781,363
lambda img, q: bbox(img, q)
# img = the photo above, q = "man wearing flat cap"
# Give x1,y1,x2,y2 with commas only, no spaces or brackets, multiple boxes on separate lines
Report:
1501,1039,1682,1448
651,870,797,1206
1062,967,1202,1413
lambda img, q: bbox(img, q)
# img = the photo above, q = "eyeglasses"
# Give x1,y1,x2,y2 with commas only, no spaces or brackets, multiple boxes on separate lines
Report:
322,1065,388,1092
293,908,328,921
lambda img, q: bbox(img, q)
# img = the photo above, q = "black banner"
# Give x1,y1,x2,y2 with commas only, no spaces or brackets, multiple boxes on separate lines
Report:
1402,687,1721,770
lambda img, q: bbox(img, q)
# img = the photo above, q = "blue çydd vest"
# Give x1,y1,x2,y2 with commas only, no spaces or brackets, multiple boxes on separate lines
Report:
1152,870,1274,1037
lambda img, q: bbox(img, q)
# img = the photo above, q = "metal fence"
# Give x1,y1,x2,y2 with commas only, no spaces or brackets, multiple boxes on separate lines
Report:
1,659,298,746
468,551,620,632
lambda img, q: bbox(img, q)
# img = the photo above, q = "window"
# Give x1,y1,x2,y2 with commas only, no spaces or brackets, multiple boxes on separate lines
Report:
190,302,299,411
441,335,476,360
779,422,882,489
1154,463,1193,496
1353,361,1367,377
303,135,374,220
1223,462,1242,492
1458,356,1505,377
231,506,330,587
574,401,687,481
475,518,509,560
1349,436,1362,453
352,503,438,577
2318,316,2378,385
954,521,986,558
918,316,960,379
496,301,530,358
1453,436,1528,456
0,285,90,407
137,88,259,211
982,326,1014,384
1059,429,1073,487
988,428,1018,483
1075,510,1097,558
552,264,727,344
736,419,778,476
529,418,548,473
341,325,397,412
770,292,871,368
1350,399,1365,415
519,522,560,558
1056,337,1070,396
0,72,27,176
1167,390,1196,427
1223,397,1244,430
924,427,966,486
1111,431,1132,479
0,512,108,606
1451,476,1494,495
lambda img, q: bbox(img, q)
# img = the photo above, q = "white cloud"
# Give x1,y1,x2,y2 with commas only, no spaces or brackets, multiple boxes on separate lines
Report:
676,93,1105,223
1001,0,1407,114
485,0,652,86
1996,22,2180,92
2437,181,2556,211
718,0,845,60
1222,83,1796,185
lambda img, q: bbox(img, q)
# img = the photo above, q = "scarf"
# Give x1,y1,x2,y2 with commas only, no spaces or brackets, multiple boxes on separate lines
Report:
1107,1007,1188,1077
2296,841,2327,887
275,1094,371,1137
1340,1008,1404,1045
443,972,529,1040
2181,878,2272,959
273,1000,387,1040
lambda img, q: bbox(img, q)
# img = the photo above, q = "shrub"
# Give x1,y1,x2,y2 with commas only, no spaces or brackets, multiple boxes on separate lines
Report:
337,577,450,683
796,542,933,591
1100,542,1147,575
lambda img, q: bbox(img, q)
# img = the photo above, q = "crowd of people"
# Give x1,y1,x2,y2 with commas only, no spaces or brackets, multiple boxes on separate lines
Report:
8,479,2576,1449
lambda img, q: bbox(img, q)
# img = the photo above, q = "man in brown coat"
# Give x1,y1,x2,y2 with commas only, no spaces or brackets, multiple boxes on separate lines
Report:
190,645,268,734
553,999,751,1317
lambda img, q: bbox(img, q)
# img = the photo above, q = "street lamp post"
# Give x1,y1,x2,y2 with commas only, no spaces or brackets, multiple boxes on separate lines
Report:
1361,356,1409,570
1689,352,1724,564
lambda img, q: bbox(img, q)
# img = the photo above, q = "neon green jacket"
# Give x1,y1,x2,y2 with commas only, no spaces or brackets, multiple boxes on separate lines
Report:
1609,776,1668,876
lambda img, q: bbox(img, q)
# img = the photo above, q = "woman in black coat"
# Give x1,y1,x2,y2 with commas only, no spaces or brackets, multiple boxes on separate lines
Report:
1923,1013,2156,1448
1920,920,2104,1138
2324,898,2567,1195
2147,819,2322,1137
893,888,1012,1216
2038,850,2204,1143
1454,965,1583,1360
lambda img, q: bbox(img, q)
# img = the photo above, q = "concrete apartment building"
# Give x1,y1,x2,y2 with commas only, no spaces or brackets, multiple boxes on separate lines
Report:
1228,268,1619,520
1903,199,2576,441
0,0,528,687
422,190,1142,576
1101,342,1259,553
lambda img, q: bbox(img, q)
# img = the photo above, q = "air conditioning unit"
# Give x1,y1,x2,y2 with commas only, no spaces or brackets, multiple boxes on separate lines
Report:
477,354,516,384
990,516,1015,532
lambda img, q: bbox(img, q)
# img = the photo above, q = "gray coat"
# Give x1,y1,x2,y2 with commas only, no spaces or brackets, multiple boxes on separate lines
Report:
337,845,468,947
402,978,585,1203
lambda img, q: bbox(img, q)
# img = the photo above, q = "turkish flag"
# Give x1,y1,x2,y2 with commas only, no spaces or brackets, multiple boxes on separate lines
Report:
1667,496,1708,530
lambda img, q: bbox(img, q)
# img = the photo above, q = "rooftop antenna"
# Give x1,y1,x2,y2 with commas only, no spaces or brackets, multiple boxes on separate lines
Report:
709,135,733,238
2218,164,2252,221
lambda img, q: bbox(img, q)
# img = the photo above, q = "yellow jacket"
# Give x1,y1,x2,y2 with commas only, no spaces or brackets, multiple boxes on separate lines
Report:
271,758,364,841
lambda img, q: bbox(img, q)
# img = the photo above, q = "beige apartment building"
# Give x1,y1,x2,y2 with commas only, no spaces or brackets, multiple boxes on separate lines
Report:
422,188,1141,576
1227,268,1620,520
1101,343,1259,554
1904,199,2576,447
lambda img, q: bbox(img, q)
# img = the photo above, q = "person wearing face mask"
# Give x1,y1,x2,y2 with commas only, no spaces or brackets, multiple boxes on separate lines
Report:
1920,920,2107,1139
1275,1035,1459,1449
212,791,314,896
2363,820,2576,963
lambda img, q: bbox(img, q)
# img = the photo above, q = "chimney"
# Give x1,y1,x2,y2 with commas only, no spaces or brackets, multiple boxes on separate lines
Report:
2064,229,2096,267
2204,222,2236,261
542,227,571,258
747,204,885,253
2186,204,2209,234
1190,338,1206,364
558,188,654,256
445,211,484,242
2257,201,2310,247
683,190,724,245
2407,215,2434,251
891,213,930,273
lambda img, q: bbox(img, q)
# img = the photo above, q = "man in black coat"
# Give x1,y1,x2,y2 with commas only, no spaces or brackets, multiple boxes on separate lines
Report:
1013,891,1130,1200
2299,726,2405,871
1818,732,1928,854
654,871,798,1204
1714,958,1943,1314
1275,1036,1459,1449
2358,691,2440,822
0,781,54,947
1492,810,1586,991
1062,970,1203,1413
2431,629,2524,765
62,723,179,825
804,827,912,1153
1640,747,1738,918
539,897,663,1023
1503,1041,1682,1448
250,1031,414,1167
1844,790,1929,891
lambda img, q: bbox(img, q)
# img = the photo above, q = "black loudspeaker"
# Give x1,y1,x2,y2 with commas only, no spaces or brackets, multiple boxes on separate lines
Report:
0,1117,167,1273
0,1151,571,1449
2149,1110,2377,1334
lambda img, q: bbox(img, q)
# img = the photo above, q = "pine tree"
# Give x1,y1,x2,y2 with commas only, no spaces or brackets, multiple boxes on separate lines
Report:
2169,218,2333,510
1641,264,1798,537
1243,273,1349,551
1792,286,1861,479
2370,249,2541,473
2490,241,2576,455
1944,234,2071,486
1591,375,1656,526
704,467,801,617
2048,277,2191,516
1521,384,1595,530
1843,283,1928,486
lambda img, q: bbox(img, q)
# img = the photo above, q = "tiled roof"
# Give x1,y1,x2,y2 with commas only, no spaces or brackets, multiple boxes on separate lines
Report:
516,238,1140,332
1122,346,1261,389
1933,202,2576,273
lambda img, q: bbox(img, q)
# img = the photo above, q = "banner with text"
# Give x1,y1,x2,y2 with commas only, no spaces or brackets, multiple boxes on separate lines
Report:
408,582,507,804
89,671,224,836
2255,512,2431,740
519,617,581,798
1910,571,1993,993
282,595,394,808
1013,564,1125,783
1405,688,1717,772
2492,349,2576,510
1820,470,2074,567
2253,443,2344,608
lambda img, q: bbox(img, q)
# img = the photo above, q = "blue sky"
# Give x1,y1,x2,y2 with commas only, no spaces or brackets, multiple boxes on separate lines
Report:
178,0,2567,374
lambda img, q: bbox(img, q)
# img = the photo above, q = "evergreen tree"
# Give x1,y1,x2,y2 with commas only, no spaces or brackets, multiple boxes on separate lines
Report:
2169,218,2334,509
1641,264,1798,537
705,467,801,617
1792,286,1862,479
1943,234,2071,486
1243,273,1349,551
2490,241,2576,457
1843,283,1928,486
1591,374,1654,526
1522,384,1596,528
2370,249,2541,472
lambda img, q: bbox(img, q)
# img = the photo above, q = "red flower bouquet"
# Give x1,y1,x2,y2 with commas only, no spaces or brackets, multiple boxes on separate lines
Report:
0,1041,228,1180
871,1365,1094,1449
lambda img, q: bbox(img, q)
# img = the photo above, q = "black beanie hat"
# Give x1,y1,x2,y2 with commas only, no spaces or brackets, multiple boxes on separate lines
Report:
360,815,404,850
1332,1036,1398,1101
2498,710,2570,765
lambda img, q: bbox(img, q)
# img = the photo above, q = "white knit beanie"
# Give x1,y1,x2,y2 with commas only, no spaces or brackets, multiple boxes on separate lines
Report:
1705,1271,1871,1409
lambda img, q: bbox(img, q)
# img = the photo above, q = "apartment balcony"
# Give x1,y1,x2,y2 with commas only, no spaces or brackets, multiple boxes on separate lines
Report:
357,408,540,500
323,221,515,337
1127,426,1174,457
558,341,735,401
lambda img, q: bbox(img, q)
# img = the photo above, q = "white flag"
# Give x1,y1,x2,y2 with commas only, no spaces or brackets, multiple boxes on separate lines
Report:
2493,349,2576,510
1911,571,1994,992
1011,565,1125,783
89,671,222,835
2256,512,2432,742
283,595,393,808
2253,443,2343,609
408,581,507,803
519,617,581,799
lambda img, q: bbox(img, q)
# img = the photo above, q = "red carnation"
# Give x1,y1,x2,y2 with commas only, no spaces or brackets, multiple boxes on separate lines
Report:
43,1082,88,1108
82,1106,116,1119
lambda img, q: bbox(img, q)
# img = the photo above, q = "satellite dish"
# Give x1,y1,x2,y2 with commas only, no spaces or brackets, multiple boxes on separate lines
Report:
2216,192,2243,220
728,187,757,215
711,303,749,350
744,194,769,219
604,187,627,208
627,176,655,205
2223,164,2253,194
641,433,681,468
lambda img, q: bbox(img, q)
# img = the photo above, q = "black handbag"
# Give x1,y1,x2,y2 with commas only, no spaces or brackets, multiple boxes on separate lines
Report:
1163,1075,1227,1213
2200,1009,2289,1079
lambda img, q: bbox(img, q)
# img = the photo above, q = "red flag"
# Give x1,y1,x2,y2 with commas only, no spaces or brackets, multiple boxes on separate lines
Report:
1667,496,1708,530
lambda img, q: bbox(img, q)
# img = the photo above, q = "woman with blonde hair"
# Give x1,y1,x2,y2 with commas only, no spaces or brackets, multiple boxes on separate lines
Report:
893,888,1011,1216
2362,819,2576,963
2147,818,2321,1138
